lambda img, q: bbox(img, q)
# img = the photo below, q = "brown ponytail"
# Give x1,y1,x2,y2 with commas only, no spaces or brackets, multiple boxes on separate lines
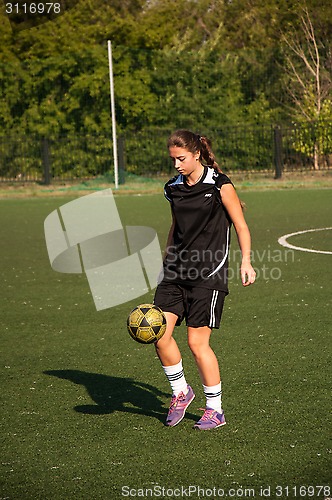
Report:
199,135,222,172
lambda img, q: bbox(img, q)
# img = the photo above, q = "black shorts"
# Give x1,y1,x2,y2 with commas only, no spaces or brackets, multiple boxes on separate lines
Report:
153,282,226,329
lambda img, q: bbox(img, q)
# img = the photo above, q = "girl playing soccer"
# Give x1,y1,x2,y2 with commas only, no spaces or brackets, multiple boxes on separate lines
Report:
153,129,256,430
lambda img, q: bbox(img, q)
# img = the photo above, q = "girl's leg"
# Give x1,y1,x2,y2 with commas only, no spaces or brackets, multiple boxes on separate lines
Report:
155,312,188,396
155,311,188,396
187,326,223,415
187,326,220,386
155,312,195,426
155,312,181,367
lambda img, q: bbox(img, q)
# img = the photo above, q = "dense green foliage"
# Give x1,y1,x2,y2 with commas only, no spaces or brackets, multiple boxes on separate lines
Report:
0,0,331,176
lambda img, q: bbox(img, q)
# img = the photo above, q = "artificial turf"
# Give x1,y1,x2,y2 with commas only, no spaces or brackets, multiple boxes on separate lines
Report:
1,189,331,499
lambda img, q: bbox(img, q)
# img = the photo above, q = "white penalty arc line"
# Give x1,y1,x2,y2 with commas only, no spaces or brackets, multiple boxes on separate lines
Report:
278,227,332,255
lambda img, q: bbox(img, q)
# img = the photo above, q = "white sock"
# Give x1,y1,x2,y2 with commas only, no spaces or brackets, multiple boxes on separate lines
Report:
162,360,188,396
203,382,222,413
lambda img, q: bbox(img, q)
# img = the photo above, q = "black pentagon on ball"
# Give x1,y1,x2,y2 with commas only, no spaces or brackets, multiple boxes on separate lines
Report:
127,303,167,344
139,316,150,327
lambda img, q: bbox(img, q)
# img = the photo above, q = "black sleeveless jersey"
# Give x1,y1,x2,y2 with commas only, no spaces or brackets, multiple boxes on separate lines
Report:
162,166,233,293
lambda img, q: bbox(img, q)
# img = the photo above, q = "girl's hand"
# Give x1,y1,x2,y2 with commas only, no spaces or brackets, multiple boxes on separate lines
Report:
241,262,256,286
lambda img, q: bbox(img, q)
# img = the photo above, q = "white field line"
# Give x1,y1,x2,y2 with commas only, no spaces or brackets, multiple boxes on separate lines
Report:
278,227,332,255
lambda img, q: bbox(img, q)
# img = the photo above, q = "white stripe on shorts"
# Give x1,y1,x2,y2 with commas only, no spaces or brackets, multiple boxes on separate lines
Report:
209,290,219,328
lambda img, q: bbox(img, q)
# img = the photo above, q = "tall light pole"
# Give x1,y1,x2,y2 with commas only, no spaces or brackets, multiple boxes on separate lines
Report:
108,40,119,189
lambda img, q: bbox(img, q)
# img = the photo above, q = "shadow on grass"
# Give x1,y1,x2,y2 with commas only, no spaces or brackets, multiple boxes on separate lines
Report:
44,369,198,424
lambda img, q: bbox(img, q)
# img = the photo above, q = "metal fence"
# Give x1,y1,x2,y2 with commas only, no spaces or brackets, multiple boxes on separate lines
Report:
0,134,114,183
0,121,331,183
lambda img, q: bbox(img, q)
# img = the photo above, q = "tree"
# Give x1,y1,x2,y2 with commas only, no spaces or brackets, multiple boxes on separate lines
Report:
0,0,331,178
281,6,332,168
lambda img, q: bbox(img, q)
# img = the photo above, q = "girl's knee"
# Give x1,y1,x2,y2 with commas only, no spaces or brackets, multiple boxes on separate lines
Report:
187,327,211,356
188,336,207,357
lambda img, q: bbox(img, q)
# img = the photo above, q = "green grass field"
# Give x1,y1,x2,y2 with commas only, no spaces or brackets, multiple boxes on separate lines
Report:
1,187,331,500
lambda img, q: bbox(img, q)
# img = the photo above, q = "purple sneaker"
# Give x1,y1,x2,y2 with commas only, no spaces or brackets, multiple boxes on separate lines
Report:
165,385,195,427
193,408,226,430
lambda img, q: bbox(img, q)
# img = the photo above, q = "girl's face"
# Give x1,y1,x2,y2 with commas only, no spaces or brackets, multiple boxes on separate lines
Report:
169,146,200,176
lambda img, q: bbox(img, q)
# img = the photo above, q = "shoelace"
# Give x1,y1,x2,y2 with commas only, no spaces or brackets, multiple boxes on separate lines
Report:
168,392,185,414
198,408,215,421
